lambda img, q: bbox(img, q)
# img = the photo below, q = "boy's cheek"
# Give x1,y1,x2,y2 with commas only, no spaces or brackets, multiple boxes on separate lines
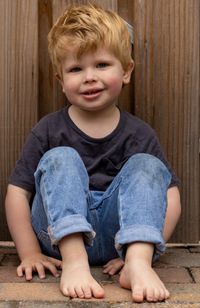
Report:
62,83,76,95
109,78,124,92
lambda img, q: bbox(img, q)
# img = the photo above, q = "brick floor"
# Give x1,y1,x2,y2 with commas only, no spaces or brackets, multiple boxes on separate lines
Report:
0,243,200,307
191,268,200,283
189,246,200,253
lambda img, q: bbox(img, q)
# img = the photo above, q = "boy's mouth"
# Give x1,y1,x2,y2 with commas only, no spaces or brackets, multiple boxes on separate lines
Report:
81,88,103,96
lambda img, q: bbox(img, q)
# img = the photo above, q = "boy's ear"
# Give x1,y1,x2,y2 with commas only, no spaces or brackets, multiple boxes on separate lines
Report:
55,73,62,82
123,60,134,85
55,73,64,91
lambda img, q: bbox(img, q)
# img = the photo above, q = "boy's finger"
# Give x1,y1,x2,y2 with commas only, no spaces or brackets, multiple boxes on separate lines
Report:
103,261,112,267
42,261,60,277
103,266,116,275
35,262,45,279
24,267,33,281
48,257,62,268
103,265,111,272
17,265,24,277
108,268,118,275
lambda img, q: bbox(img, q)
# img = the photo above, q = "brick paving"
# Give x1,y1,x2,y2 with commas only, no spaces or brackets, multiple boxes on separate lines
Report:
0,242,200,307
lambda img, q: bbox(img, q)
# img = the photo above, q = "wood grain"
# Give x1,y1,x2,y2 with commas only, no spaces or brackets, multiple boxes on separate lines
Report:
0,0,38,239
132,0,199,242
0,0,199,242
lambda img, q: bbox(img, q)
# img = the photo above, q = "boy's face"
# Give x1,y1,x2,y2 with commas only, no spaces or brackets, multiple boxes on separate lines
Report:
59,48,133,112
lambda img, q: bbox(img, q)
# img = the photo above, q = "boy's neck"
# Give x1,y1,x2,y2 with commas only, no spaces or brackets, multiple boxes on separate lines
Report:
69,104,118,119
68,105,120,138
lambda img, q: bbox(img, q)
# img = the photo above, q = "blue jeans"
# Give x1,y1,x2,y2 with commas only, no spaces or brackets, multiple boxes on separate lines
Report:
31,147,171,265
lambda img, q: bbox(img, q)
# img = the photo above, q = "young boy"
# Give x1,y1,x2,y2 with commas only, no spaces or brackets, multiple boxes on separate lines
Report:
5,4,181,303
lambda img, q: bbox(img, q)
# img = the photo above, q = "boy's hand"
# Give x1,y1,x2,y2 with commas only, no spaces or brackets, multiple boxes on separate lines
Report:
17,252,62,280
103,258,124,275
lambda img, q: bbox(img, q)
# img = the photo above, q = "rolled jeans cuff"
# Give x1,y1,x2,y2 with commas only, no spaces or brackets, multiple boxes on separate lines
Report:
47,214,96,246
115,225,165,260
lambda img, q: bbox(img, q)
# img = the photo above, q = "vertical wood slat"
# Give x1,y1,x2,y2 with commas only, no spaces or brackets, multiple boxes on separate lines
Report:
0,0,38,239
132,0,199,242
117,0,135,112
38,0,67,119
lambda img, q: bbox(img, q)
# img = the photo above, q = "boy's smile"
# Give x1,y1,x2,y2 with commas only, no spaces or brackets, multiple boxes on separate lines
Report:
80,87,104,100
60,48,133,112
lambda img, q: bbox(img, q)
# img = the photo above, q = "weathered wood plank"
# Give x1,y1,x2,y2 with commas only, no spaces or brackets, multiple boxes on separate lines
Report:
133,0,199,242
0,0,38,239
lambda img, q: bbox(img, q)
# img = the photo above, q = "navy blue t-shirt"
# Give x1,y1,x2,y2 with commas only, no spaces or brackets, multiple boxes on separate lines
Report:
9,106,179,193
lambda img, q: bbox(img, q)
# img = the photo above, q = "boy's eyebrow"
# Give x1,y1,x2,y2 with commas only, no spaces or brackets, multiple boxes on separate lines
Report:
123,19,134,45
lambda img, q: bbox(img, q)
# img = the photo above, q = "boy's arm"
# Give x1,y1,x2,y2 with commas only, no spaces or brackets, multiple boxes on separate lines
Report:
163,186,181,242
5,184,61,279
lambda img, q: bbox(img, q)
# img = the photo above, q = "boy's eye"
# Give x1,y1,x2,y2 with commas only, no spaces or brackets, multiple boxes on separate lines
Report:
69,67,82,73
96,63,109,68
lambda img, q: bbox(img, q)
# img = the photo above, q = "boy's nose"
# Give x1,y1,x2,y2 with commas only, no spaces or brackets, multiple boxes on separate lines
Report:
83,68,97,83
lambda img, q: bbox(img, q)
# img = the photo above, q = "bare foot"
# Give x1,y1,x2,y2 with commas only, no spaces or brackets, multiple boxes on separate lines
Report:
119,243,170,302
59,233,104,299
60,261,104,299
103,258,124,275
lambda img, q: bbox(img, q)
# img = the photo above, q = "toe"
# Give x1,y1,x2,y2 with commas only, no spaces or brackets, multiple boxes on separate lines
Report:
165,288,170,299
61,287,70,297
132,286,144,303
146,288,156,302
83,286,92,299
68,287,78,298
158,288,166,301
158,286,170,301
92,283,105,298
76,286,85,299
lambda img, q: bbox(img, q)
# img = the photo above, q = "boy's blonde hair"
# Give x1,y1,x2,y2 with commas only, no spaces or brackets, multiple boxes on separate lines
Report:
48,3,133,78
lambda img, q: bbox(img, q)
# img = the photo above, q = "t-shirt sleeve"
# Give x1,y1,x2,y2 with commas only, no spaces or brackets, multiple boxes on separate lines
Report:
145,132,180,188
9,131,46,193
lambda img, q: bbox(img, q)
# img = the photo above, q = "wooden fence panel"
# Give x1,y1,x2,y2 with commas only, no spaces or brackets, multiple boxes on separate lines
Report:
0,0,199,243
0,0,38,240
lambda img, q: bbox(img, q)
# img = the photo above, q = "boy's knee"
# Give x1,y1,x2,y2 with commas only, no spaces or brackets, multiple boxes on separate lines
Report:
126,154,171,183
38,146,82,169
43,146,79,160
